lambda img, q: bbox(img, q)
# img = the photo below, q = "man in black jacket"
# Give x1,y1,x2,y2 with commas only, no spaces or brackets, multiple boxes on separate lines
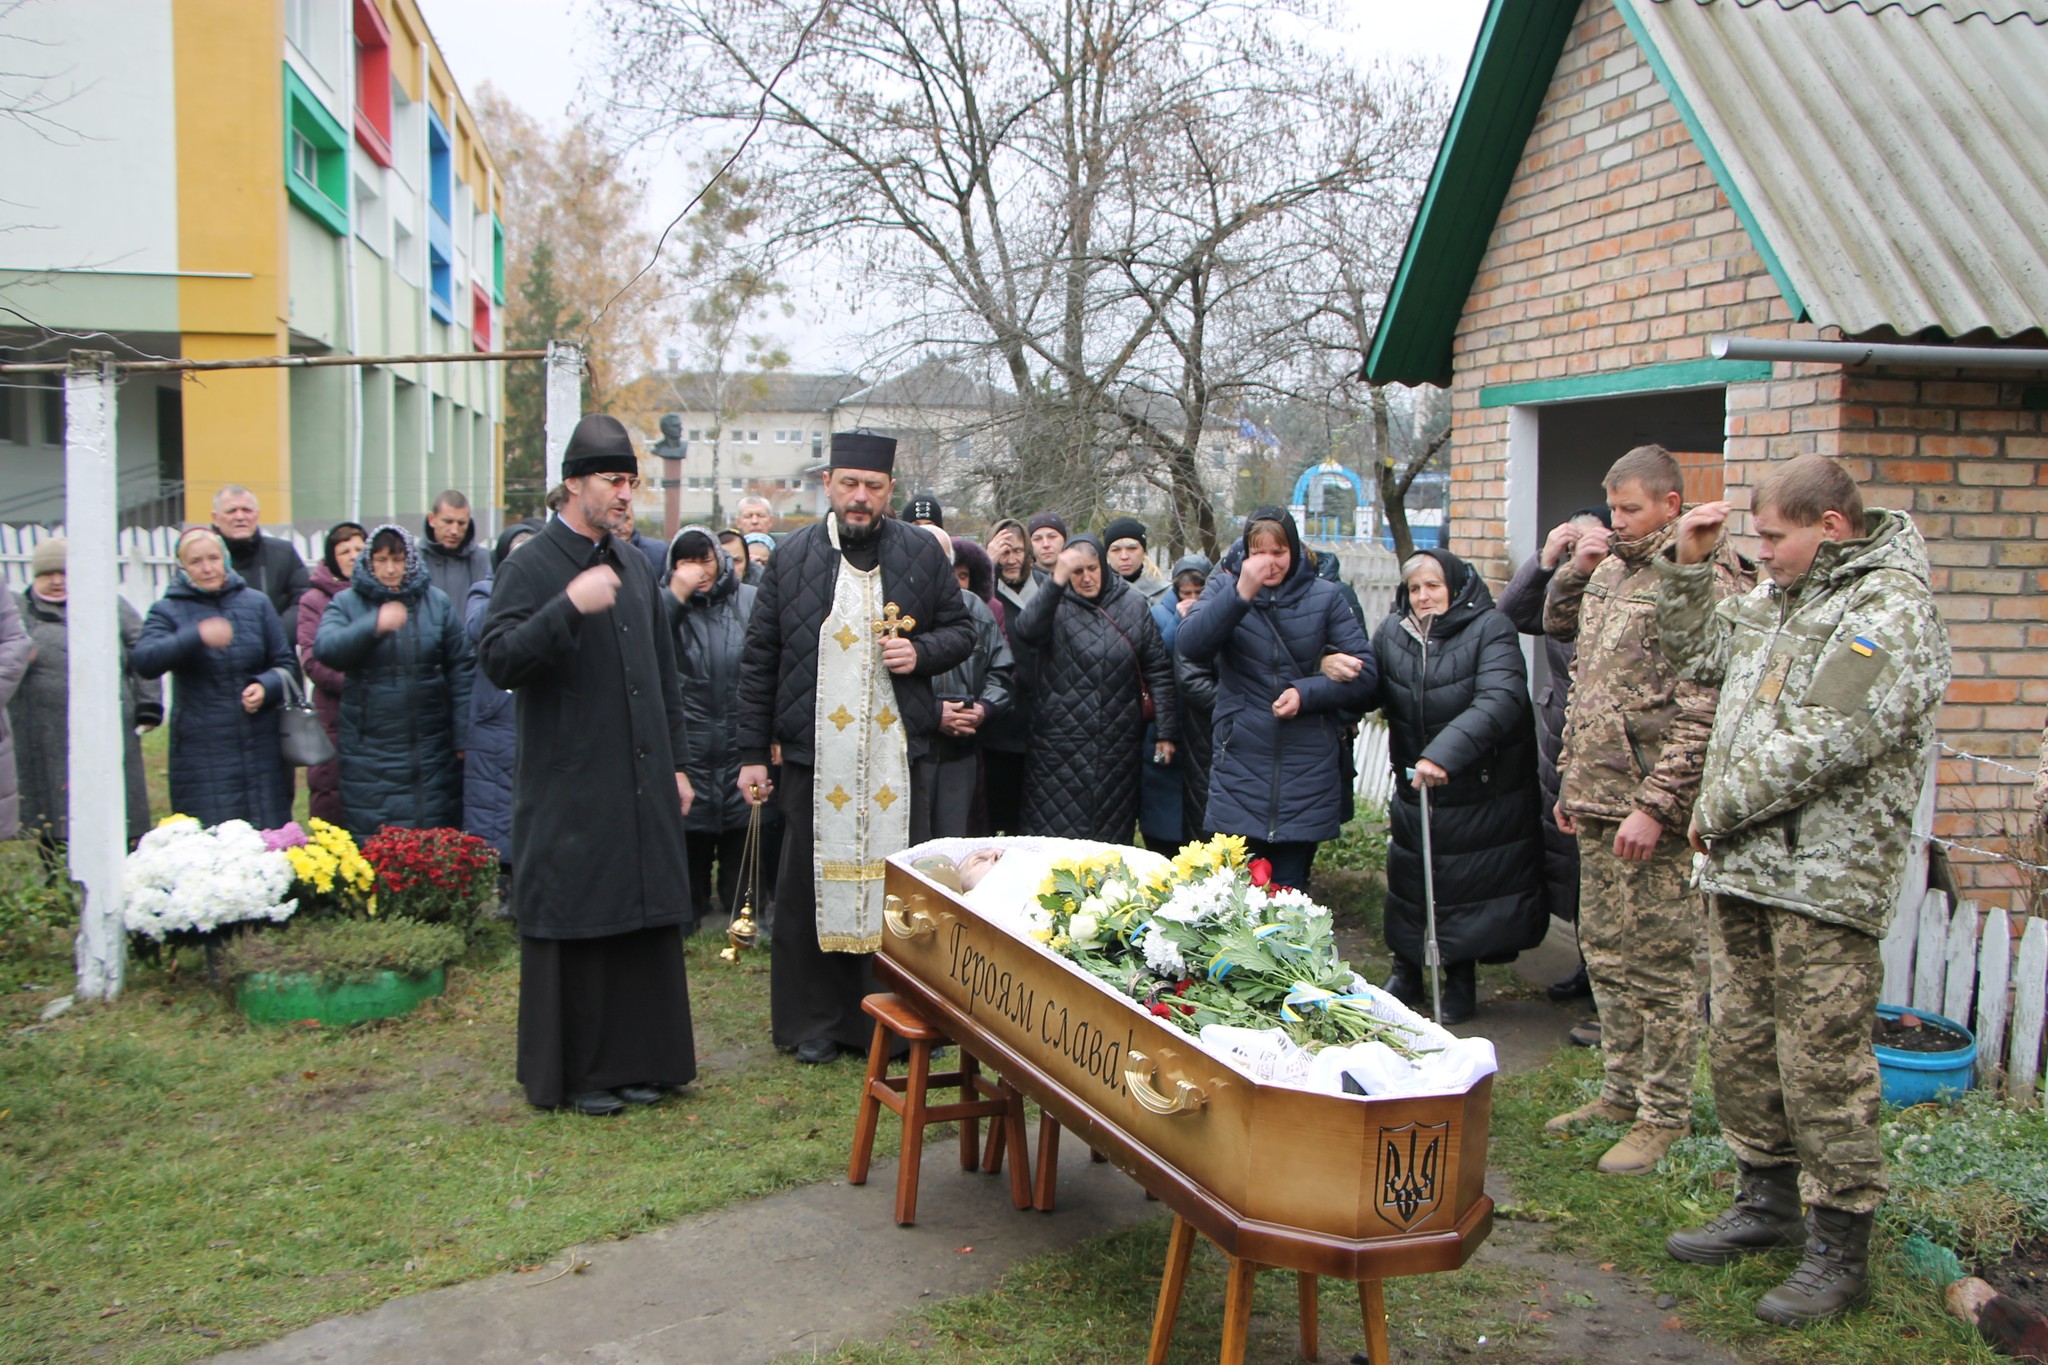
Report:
422,489,493,603
479,414,698,1116
735,432,974,1063
212,485,309,631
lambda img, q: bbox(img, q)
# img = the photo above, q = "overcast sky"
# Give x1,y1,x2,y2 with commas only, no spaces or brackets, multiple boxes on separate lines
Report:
420,0,1492,371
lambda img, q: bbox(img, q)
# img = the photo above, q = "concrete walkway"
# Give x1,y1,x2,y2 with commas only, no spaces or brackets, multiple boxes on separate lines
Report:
213,919,1734,1365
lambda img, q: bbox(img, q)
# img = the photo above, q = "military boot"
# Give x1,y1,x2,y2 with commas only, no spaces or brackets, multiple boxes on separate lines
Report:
1597,1120,1689,1176
1544,1096,1634,1135
1665,1161,1804,1264
1753,1207,1874,1327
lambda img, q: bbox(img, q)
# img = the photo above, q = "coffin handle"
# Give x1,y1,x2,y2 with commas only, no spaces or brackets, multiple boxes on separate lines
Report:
1125,1052,1207,1116
883,894,938,941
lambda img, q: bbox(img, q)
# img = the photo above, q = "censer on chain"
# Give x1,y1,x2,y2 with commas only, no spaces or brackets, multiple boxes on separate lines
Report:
720,786,767,962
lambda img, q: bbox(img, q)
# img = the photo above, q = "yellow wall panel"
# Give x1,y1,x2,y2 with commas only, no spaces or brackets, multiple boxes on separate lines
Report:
173,0,286,339
179,331,292,524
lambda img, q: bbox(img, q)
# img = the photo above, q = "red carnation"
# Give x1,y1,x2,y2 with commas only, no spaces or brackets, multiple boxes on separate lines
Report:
1149,1001,1172,1018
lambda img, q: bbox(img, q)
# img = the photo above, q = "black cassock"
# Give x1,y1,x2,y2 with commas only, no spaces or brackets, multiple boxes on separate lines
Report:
479,518,696,1106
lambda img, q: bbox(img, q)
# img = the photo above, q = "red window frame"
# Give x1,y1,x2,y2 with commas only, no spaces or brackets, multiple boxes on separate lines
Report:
471,283,492,350
353,0,393,167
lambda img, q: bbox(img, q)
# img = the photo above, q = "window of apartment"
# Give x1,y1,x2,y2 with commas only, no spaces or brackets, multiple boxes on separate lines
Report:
746,430,760,444
492,215,505,304
352,0,393,166
426,109,454,321
283,64,349,236
688,477,709,490
687,428,703,441
392,217,419,285
471,283,492,350
730,478,744,491
811,431,823,459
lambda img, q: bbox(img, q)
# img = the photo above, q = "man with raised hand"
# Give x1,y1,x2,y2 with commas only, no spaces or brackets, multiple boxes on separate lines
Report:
1657,454,1950,1326
1541,445,1751,1177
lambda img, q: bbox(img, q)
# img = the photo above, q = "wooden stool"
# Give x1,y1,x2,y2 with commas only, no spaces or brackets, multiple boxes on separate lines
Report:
1030,1112,1111,1212
847,992,1033,1225
1148,1214,1390,1365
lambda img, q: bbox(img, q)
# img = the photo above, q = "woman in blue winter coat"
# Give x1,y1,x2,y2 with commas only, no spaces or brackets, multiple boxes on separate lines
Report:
664,525,759,934
315,524,475,839
1176,509,1374,890
132,527,298,828
463,521,541,881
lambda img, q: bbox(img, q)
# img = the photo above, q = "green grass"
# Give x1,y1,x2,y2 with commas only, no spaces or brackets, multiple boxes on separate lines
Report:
0,922,877,1365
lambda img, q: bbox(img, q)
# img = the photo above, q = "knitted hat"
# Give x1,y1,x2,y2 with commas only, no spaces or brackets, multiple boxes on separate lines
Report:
1026,511,1067,539
29,537,65,577
1101,515,1148,549
905,492,943,526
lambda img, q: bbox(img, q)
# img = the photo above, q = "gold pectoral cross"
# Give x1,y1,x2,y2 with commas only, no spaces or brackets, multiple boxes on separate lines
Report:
872,601,917,640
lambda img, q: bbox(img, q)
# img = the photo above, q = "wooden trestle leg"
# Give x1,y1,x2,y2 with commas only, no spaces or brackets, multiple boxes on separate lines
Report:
1356,1279,1390,1365
1146,1215,1198,1365
1297,1272,1319,1361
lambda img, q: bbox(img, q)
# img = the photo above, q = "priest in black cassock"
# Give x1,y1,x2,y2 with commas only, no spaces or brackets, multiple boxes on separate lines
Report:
479,414,698,1115
735,432,974,1063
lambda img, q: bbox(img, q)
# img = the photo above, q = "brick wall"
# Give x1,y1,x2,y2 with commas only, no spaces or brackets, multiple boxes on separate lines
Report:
1434,0,2047,908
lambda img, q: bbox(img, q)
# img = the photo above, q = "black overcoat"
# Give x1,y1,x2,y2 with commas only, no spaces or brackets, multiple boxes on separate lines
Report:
1494,553,1581,923
478,517,692,940
1015,572,1178,842
734,516,975,768
666,547,758,835
1368,554,1545,966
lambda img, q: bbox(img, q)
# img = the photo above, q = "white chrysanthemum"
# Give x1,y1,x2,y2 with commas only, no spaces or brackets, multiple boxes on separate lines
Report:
1142,922,1187,975
121,819,298,940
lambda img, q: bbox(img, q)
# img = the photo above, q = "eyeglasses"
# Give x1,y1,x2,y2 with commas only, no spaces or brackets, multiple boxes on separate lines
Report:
591,473,643,492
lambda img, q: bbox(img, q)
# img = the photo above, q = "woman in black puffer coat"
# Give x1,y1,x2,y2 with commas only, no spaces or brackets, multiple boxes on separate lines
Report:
1369,547,1544,1025
664,525,759,933
1015,534,1177,843
1177,510,1374,889
315,524,474,839
132,528,298,828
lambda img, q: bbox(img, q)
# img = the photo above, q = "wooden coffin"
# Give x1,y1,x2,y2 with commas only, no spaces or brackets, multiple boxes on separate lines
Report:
878,858,1493,1282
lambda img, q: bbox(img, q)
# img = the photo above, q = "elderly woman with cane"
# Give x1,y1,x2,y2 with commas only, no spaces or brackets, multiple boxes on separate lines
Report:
1364,548,1544,1024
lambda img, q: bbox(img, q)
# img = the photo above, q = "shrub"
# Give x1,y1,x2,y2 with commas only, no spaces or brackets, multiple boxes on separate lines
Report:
216,917,466,986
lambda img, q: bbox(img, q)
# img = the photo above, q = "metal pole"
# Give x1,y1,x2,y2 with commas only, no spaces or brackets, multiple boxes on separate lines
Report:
66,352,127,1001
1409,767,1443,1025
544,341,584,493
1710,335,2048,371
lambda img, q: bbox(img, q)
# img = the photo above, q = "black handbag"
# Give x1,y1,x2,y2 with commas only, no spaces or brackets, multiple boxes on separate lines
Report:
277,673,336,768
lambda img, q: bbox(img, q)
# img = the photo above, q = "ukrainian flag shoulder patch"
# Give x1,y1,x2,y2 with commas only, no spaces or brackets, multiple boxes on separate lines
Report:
1850,636,1877,657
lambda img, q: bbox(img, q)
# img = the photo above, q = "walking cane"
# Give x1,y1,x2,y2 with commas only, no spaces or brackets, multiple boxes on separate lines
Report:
1406,766,1444,1024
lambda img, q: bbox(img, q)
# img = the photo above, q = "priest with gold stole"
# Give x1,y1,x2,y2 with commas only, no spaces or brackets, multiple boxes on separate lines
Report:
735,432,975,1063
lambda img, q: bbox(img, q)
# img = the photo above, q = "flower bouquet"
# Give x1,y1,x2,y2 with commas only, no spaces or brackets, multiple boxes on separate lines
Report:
1029,833,1422,1054
360,827,496,928
265,820,376,919
123,816,297,942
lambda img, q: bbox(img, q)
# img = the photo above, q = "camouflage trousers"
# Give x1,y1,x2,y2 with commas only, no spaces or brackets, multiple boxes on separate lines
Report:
1709,893,1887,1214
1576,823,1705,1128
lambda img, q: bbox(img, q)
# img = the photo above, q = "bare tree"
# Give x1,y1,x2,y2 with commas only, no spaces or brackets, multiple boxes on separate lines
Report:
600,0,1443,554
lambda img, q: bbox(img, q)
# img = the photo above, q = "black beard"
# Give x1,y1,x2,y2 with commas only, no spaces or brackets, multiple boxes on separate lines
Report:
838,514,881,548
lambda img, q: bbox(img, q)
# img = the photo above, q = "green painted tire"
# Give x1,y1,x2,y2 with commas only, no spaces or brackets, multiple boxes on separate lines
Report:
236,967,447,1026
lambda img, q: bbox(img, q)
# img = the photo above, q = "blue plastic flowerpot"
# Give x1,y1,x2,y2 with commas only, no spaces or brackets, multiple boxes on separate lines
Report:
1875,1004,1975,1105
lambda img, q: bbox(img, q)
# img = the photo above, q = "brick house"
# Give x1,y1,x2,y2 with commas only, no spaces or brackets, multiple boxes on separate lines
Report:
1365,0,2048,908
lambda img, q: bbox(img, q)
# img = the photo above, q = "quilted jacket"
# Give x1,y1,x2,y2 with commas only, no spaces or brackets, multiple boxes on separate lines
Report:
735,516,974,769
314,536,475,839
462,579,516,861
1015,571,1178,842
1495,553,1579,922
667,545,759,834
1368,550,1545,967
132,570,297,829
1177,514,1375,844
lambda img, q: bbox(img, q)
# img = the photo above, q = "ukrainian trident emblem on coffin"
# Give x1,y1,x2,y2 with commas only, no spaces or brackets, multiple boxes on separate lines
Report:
1374,1120,1450,1232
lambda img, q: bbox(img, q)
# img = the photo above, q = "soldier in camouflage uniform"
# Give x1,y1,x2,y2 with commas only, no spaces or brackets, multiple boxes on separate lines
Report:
1656,455,1951,1327
1541,446,1753,1178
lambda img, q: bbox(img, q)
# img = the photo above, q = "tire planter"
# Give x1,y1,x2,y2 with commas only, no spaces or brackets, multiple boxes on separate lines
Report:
1875,1004,1976,1106
236,967,447,1027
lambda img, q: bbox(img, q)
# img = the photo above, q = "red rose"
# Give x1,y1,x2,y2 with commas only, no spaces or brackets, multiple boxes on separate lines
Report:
1249,858,1272,888
1149,1002,1171,1018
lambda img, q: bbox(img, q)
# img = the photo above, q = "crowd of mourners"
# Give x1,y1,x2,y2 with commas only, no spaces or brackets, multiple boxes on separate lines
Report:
6,433,2018,1331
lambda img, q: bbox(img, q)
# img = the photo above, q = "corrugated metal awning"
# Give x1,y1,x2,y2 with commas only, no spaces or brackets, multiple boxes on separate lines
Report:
1628,0,2048,339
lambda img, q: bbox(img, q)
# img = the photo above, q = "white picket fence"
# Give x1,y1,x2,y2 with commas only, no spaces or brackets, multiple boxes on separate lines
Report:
1882,888,2048,1104
0,523,325,616
1353,716,1396,810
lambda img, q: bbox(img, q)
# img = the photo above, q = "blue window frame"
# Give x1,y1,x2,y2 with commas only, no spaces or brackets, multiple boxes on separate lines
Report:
426,108,454,320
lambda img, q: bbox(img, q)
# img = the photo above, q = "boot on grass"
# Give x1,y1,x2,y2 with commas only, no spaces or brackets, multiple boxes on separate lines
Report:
1666,1161,1804,1265
1596,1120,1689,1176
1544,1096,1634,1135
1753,1207,1874,1327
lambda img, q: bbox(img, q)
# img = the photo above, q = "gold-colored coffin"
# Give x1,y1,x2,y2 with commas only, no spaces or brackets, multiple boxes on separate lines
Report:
878,861,1492,1281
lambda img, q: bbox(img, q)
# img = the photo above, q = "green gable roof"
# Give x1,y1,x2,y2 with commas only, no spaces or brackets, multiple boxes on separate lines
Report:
1362,0,1581,387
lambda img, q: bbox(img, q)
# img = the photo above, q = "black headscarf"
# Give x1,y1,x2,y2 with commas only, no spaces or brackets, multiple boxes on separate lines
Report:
322,521,368,577
492,518,542,572
1063,532,1106,601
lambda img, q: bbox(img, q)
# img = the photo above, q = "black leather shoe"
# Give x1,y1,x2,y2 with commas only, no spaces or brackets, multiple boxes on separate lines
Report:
565,1090,625,1116
1438,962,1477,1026
1547,964,1593,1002
1382,958,1427,1008
614,1084,665,1106
795,1038,840,1065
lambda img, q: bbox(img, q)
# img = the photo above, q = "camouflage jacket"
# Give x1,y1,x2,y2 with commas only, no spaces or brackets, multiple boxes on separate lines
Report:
1655,509,1952,937
1545,517,1752,831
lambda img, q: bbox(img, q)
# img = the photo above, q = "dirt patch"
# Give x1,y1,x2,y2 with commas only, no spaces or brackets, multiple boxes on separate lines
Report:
1875,1010,1971,1053
1983,1239,2048,1322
